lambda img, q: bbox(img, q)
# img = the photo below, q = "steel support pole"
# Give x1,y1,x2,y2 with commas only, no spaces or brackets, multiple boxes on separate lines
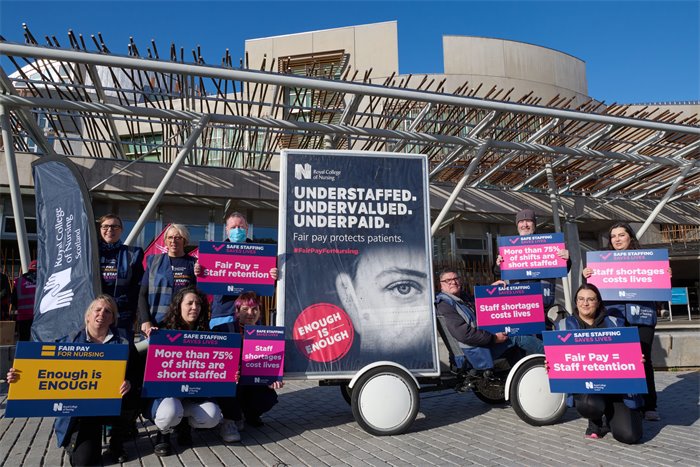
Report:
431,141,490,236
636,163,695,239
124,115,210,246
0,104,31,272
545,161,572,313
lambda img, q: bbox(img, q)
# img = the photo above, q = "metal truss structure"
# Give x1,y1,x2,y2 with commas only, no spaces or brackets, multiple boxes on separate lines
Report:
1,28,699,274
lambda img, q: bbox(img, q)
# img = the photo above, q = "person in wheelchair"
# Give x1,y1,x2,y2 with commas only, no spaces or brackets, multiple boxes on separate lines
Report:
435,268,543,372
556,284,643,443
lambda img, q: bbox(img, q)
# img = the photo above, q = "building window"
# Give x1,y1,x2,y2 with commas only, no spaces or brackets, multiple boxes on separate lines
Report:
3,217,38,236
121,133,163,160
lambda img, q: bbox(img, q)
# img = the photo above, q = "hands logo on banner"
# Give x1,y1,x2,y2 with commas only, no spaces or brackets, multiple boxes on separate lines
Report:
39,268,74,314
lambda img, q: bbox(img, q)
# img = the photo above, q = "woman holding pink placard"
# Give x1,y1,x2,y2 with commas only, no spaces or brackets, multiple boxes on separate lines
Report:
143,287,222,457
583,222,664,422
557,284,643,444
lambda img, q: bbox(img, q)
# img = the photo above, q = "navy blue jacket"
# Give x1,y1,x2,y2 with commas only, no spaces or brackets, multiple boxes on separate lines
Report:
99,240,144,319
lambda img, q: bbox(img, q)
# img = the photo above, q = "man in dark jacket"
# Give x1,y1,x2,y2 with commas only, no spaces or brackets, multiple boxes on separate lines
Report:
97,214,144,336
435,269,543,370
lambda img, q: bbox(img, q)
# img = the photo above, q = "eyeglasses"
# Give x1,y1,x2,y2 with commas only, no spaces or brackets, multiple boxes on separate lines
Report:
100,224,122,231
166,235,184,241
576,297,598,303
440,277,461,284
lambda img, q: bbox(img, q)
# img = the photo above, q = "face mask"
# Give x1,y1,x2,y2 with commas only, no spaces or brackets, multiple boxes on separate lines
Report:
228,227,247,243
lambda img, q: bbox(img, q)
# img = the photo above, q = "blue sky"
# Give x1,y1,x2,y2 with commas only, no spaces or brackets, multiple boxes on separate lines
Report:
1,1,698,104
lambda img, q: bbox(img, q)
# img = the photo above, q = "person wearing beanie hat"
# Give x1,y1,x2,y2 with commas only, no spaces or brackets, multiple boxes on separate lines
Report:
493,208,570,309
515,208,537,235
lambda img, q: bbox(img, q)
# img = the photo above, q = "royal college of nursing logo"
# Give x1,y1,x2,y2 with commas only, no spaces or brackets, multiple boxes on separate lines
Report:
294,163,312,180
52,402,63,412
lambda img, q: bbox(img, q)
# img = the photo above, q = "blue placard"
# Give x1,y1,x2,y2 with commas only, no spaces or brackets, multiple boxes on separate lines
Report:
142,330,242,398
6,341,128,418
498,233,568,280
543,327,647,394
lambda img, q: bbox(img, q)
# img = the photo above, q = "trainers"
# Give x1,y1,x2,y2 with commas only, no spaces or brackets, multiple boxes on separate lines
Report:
219,419,241,442
645,410,661,421
585,420,607,439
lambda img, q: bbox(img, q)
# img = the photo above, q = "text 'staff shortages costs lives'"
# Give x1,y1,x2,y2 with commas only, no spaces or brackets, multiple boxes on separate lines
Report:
474,283,545,336
278,150,438,376
544,327,647,394
197,241,277,296
6,341,127,417
586,249,671,302
143,329,241,398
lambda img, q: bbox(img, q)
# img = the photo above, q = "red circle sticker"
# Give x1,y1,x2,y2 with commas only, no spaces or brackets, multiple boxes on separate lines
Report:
292,303,355,363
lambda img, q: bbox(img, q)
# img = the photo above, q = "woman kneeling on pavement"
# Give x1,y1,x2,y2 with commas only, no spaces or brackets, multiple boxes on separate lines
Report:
143,287,223,456
7,295,140,466
217,291,284,442
557,284,644,444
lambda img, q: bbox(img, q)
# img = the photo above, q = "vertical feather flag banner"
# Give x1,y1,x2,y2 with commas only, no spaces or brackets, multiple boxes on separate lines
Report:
31,156,100,342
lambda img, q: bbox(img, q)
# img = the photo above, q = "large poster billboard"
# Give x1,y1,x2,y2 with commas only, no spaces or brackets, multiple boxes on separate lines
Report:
278,150,438,377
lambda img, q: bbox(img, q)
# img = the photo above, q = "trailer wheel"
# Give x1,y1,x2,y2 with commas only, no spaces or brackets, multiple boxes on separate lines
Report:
351,365,419,436
510,356,567,426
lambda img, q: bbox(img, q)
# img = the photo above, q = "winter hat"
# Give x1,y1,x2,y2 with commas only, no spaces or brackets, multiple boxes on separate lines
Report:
515,208,536,224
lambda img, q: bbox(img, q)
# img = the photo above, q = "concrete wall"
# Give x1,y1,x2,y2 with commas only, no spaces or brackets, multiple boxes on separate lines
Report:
442,35,589,104
653,328,700,369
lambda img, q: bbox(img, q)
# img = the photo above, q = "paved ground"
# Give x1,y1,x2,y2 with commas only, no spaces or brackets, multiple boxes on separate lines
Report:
1,370,698,466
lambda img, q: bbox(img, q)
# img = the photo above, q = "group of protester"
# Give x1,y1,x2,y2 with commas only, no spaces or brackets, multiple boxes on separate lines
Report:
4,206,666,462
436,208,662,445
7,212,282,465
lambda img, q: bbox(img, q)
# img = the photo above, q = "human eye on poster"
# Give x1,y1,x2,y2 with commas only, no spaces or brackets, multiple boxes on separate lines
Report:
277,150,438,377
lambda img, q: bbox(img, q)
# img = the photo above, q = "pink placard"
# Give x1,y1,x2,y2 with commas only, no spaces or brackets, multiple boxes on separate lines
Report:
545,342,645,380
586,260,671,290
143,343,241,383
476,295,544,327
198,254,277,286
499,242,567,271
